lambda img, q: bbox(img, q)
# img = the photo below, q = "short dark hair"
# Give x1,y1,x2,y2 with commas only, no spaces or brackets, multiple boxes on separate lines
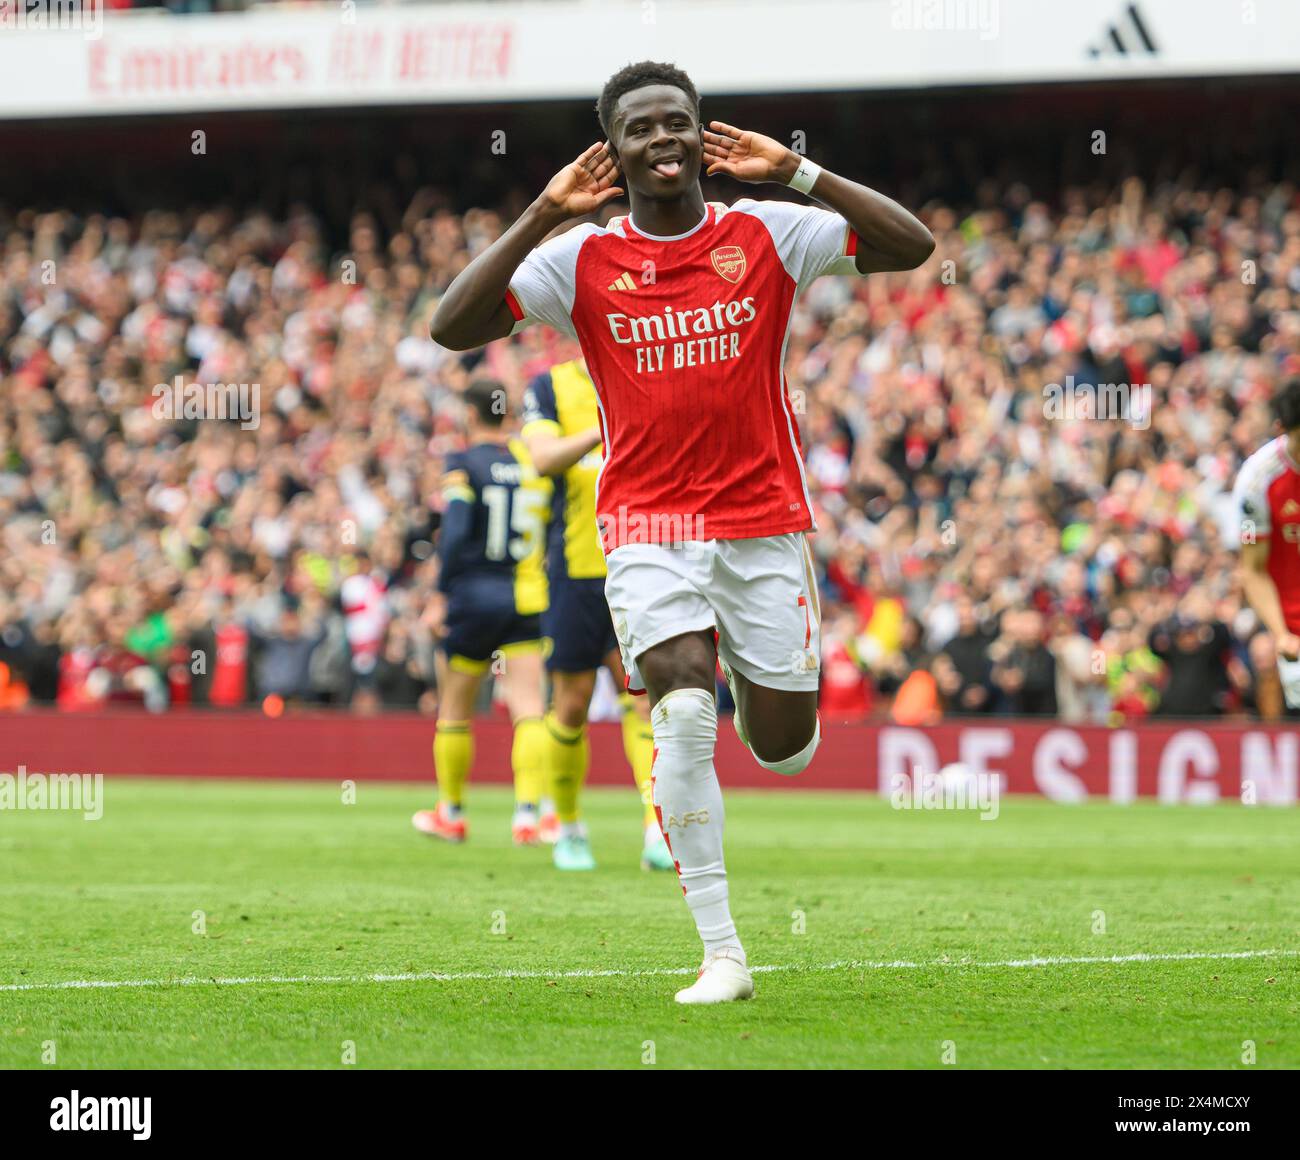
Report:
464,378,506,427
1271,377,1300,433
597,60,700,140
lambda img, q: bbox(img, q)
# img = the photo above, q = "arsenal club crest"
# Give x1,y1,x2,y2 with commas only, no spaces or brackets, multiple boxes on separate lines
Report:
710,245,746,284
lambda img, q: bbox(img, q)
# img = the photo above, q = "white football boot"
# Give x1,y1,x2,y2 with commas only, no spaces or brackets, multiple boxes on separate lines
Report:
674,949,754,1005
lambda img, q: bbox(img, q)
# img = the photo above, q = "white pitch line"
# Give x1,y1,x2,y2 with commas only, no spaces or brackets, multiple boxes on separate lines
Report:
0,948,1294,995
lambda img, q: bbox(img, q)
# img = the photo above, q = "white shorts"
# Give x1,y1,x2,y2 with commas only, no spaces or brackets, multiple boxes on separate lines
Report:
1278,656,1300,709
604,533,822,695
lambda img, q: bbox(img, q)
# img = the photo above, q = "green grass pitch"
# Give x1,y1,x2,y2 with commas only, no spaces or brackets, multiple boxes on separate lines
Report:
1,777,1296,1069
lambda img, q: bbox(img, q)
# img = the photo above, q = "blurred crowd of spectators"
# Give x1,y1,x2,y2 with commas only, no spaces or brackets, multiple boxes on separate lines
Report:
1,166,1298,720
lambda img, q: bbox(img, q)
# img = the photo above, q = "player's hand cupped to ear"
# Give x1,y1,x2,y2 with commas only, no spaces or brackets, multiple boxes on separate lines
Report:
702,121,799,184
542,141,625,218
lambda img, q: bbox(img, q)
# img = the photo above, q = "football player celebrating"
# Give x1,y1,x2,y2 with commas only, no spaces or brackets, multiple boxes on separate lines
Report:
522,356,674,873
413,378,553,845
1234,378,1300,708
431,62,933,1003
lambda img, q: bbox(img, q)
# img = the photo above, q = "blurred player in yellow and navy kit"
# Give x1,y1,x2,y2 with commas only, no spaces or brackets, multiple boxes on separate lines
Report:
413,379,552,845
523,358,674,872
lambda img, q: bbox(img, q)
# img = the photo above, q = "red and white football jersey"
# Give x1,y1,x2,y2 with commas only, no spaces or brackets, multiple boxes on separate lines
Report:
506,199,862,550
1233,435,1300,632
340,571,389,673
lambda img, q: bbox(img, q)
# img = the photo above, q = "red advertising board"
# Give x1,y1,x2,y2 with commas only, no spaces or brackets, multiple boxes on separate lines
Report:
0,710,1295,803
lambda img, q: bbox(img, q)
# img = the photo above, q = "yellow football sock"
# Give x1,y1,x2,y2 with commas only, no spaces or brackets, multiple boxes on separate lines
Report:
512,715,547,808
433,720,472,807
620,693,657,828
545,711,588,824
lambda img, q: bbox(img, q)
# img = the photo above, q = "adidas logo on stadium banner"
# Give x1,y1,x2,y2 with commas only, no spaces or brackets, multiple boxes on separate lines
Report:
1086,2,1158,59
608,271,638,292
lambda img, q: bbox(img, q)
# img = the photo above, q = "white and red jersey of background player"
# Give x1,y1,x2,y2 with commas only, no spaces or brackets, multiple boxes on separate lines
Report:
340,570,389,674
1233,434,1300,633
505,199,863,550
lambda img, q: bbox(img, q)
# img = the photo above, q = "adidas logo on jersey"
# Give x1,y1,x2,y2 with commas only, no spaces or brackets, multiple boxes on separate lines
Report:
607,271,638,292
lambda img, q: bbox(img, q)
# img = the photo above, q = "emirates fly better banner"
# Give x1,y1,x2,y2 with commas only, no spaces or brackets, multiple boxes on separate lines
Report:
0,0,1296,119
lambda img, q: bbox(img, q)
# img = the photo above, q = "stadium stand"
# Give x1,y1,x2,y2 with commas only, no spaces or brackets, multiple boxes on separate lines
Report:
1,81,1297,722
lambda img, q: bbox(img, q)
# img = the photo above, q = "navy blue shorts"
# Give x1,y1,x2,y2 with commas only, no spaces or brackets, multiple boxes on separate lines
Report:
442,579,543,672
543,575,618,673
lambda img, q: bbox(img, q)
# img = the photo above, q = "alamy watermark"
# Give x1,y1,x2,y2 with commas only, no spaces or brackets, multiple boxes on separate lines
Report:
0,0,103,39
50,1091,150,1140
152,376,260,430
1043,377,1151,431
891,0,999,40
887,765,1000,820
1,765,103,820
597,507,707,554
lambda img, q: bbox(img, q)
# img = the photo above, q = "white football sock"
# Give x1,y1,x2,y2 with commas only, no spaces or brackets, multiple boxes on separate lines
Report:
650,688,744,964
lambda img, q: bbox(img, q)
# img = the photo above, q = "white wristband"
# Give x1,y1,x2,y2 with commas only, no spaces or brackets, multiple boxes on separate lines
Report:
787,157,822,195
